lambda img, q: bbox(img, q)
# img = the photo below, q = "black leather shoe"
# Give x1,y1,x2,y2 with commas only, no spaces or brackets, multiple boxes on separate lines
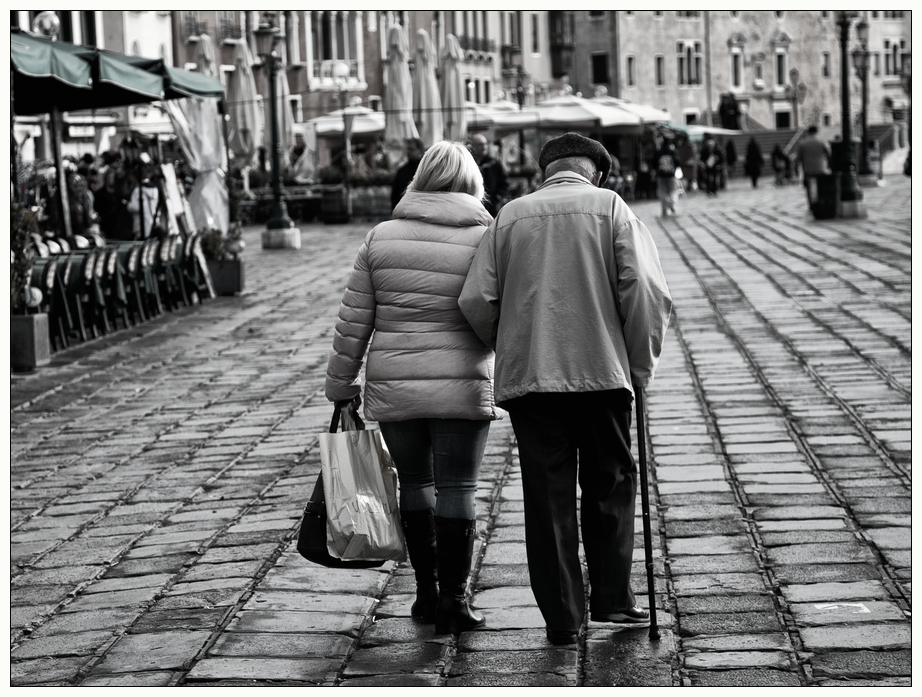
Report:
546,628,579,645
590,606,650,624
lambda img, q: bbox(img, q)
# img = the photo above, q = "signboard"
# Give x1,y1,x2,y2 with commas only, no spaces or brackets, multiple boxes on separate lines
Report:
68,125,96,139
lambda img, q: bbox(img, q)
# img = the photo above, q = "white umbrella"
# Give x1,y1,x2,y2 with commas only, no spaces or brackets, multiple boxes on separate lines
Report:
661,123,741,143
413,29,443,147
263,66,295,171
226,39,262,169
308,105,385,138
590,95,671,124
384,23,419,168
532,94,644,133
441,34,467,141
467,100,540,133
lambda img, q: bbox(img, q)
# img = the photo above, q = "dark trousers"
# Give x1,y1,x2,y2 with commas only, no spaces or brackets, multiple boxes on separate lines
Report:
506,389,637,631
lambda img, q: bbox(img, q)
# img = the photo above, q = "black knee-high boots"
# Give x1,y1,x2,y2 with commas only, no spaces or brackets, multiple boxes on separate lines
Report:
399,509,439,622
434,516,485,635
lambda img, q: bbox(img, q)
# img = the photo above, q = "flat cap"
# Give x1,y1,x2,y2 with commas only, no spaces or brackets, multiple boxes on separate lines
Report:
538,132,612,185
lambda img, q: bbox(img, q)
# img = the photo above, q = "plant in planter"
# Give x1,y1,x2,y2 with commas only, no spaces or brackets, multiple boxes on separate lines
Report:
10,199,51,371
319,165,345,185
201,225,246,296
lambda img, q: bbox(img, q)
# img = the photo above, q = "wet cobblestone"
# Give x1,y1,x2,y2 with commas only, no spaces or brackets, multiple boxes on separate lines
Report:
10,175,911,686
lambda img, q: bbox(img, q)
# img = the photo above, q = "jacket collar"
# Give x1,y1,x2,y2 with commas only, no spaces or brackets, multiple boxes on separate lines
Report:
538,170,596,191
393,191,493,227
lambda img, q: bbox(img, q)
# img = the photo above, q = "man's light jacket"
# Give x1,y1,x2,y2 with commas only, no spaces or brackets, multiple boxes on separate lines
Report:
459,170,672,406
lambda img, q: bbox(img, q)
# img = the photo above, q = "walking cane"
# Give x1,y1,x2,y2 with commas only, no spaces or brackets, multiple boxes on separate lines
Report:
635,385,660,640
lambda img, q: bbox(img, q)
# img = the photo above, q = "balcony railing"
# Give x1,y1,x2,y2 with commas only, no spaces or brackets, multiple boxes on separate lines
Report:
501,43,522,70
183,18,209,40
219,19,242,42
458,36,496,53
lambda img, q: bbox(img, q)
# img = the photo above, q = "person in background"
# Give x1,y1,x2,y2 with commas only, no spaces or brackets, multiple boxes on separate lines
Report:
470,134,509,216
654,137,681,217
459,132,672,647
391,137,425,213
126,158,161,239
94,169,126,239
326,141,499,637
795,125,831,184
772,144,792,187
723,138,738,186
605,153,624,195
744,137,765,188
700,137,724,197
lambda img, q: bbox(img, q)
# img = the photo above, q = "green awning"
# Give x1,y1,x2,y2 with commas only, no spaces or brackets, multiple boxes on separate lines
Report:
11,27,224,116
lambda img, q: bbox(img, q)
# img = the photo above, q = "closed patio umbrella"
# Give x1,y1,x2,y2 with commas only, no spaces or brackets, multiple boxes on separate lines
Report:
164,33,229,234
413,29,443,147
226,39,262,169
441,34,467,141
384,23,419,168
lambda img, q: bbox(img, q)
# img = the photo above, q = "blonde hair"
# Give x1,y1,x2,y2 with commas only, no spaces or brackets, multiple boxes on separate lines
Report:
406,141,485,202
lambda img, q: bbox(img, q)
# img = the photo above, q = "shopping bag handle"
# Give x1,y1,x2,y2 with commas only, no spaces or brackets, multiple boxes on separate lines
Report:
330,401,365,433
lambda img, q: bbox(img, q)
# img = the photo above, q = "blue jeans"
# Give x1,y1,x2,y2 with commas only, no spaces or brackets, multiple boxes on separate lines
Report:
378,419,491,520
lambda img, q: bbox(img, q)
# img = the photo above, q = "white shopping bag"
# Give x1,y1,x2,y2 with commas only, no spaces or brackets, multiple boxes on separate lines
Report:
319,405,406,562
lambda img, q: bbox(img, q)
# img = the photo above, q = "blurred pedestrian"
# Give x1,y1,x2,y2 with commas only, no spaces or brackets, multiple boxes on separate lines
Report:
326,141,498,636
724,139,738,182
701,137,724,197
795,126,832,183
470,134,509,216
606,152,624,195
126,158,162,240
459,132,672,647
772,145,791,187
654,138,681,217
390,137,425,213
744,137,765,188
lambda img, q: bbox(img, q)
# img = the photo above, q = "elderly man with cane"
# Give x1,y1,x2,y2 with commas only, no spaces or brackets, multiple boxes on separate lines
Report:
459,132,672,646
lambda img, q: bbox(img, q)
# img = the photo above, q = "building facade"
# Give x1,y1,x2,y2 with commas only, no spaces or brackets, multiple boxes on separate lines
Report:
570,10,911,138
12,10,912,166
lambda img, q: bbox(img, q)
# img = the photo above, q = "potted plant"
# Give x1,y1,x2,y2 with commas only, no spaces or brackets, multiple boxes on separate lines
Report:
11,200,51,371
200,224,245,296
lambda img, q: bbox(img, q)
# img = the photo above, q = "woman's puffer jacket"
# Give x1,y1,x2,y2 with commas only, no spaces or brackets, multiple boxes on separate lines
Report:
325,190,499,422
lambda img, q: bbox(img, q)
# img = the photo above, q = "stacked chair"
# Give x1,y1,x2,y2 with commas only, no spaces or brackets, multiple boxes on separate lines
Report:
26,232,218,356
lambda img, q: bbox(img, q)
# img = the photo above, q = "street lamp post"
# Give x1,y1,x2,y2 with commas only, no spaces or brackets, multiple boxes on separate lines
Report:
835,11,864,215
255,12,300,249
851,20,872,176
901,55,912,146
507,48,528,167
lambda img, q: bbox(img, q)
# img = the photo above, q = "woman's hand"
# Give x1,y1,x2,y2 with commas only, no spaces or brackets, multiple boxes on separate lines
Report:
336,395,362,411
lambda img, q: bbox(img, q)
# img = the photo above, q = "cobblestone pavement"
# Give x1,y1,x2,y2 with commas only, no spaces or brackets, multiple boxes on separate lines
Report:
9,175,911,687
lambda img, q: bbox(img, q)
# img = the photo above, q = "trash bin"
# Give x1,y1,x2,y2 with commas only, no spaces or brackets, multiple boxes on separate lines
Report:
806,173,838,220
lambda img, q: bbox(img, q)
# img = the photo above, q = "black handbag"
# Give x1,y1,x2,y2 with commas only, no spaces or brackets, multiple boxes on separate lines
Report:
296,404,386,569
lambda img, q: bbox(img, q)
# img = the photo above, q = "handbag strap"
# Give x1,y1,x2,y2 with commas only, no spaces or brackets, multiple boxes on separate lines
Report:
329,402,366,433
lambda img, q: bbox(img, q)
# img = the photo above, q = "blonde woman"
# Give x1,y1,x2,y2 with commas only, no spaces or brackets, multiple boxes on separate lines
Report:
326,141,498,635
